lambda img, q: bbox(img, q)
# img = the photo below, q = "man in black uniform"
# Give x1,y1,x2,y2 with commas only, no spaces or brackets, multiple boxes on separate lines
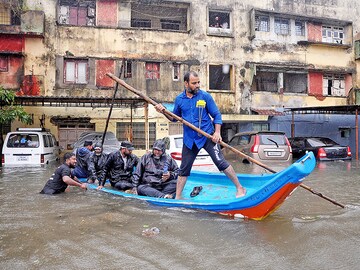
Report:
89,142,108,183
97,141,139,191
132,139,178,198
40,152,87,195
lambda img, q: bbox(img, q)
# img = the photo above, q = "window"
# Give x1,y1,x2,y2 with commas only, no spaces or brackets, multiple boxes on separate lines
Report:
0,4,11,25
116,122,156,150
131,3,188,31
209,11,230,29
64,59,88,84
209,65,232,91
145,62,160,80
0,56,8,72
58,0,96,26
284,73,307,93
253,123,270,132
295,21,305,36
173,63,180,81
322,26,344,44
255,15,270,32
124,60,132,78
323,74,345,96
43,135,50,147
160,19,181,30
131,19,151,28
274,17,290,35
339,127,351,138
254,72,278,92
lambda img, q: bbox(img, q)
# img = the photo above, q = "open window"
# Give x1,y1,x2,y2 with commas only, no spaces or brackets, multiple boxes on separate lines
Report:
208,9,232,36
209,64,233,91
124,60,132,78
252,69,307,93
323,74,345,96
173,63,180,81
131,2,188,32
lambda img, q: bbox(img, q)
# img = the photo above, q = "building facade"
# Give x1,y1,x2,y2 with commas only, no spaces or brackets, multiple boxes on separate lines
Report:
1,0,360,154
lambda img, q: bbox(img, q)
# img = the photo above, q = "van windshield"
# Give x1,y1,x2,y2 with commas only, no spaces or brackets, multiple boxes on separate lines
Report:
6,133,40,148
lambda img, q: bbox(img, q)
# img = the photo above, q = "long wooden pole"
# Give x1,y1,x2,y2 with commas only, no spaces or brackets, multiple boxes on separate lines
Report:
106,73,345,208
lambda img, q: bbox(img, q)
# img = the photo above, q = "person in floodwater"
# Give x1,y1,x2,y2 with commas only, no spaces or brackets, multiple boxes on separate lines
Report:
40,152,87,195
155,70,246,199
131,139,179,199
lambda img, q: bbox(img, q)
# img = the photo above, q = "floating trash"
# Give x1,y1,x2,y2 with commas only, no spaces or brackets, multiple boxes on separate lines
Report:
142,227,160,237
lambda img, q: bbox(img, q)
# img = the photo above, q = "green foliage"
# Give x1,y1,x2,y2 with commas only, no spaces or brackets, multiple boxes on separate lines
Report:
0,87,32,125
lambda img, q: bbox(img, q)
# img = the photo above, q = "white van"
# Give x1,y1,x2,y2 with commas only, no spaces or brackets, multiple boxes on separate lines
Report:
2,128,60,166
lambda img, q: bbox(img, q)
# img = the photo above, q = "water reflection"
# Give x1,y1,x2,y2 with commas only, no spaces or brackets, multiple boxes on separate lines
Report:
0,160,359,269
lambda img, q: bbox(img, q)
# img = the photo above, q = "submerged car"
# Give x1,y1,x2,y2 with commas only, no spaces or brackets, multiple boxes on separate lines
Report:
289,137,352,161
72,131,121,154
162,134,215,168
222,131,293,164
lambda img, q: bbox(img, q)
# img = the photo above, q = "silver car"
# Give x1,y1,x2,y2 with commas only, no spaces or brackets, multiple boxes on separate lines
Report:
222,131,293,165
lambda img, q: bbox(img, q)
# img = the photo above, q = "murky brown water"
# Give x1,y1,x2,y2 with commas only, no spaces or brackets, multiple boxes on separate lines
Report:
0,160,359,270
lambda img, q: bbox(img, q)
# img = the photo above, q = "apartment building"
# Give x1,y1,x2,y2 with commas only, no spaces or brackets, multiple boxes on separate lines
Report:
1,0,359,152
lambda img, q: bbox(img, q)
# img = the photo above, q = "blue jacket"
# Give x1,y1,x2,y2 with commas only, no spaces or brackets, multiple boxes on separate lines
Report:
173,89,222,149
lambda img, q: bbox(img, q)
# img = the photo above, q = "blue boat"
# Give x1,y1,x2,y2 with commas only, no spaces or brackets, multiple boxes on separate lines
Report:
82,152,316,220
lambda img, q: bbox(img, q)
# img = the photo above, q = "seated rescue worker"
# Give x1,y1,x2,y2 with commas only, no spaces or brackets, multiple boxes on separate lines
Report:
131,139,179,199
89,142,108,183
97,141,139,191
40,152,87,195
72,140,97,182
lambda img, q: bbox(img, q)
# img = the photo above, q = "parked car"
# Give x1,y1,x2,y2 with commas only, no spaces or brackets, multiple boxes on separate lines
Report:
222,131,293,164
72,132,121,154
2,128,60,166
162,134,215,168
289,137,352,161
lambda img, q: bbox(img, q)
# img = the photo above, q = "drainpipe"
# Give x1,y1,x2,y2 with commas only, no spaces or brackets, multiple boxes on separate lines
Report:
356,109,358,160
291,111,295,137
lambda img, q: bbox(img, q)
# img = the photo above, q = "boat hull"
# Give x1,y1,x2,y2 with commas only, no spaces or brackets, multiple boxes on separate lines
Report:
82,152,316,220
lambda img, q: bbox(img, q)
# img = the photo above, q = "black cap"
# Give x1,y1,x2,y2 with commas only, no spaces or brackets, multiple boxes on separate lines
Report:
94,142,102,150
120,141,134,151
84,140,92,147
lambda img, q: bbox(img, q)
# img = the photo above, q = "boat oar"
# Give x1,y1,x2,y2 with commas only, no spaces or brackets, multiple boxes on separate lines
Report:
106,73,345,209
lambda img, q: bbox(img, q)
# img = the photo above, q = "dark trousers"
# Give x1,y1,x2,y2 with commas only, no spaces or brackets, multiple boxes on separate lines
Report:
180,138,229,176
112,179,133,190
137,179,177,198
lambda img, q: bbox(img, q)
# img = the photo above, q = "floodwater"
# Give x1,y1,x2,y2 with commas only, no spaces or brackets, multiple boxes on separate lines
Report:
0,160,359,270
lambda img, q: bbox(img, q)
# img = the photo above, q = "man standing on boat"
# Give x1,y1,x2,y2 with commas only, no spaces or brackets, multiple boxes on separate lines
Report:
131,139,179,198
97,141,139,191
155,70,246,199
40,152,87,195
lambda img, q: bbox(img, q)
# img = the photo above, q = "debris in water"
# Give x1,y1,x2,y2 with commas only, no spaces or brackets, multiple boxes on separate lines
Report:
142,227,160,237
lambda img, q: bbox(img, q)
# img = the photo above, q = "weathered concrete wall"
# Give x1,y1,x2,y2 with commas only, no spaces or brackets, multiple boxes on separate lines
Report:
13,0,360,139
